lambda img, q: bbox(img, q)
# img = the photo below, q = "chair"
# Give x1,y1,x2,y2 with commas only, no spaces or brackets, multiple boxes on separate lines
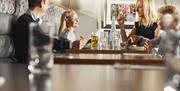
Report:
0,13,17,63
53,38,70,53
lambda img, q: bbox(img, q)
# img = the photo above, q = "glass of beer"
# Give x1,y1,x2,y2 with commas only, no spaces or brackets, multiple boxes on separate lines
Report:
91,33,98,50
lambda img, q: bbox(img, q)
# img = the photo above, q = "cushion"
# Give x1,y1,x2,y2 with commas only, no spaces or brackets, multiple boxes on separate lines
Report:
0,35,14,58
0,13,16,58
0,13,14,34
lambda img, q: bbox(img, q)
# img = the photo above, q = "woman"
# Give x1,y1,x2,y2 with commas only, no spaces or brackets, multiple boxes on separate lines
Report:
117,0,159,45
59,9,84,49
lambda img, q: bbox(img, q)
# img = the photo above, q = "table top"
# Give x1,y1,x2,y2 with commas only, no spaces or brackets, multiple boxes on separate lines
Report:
0,63,166,91
54,53,164,65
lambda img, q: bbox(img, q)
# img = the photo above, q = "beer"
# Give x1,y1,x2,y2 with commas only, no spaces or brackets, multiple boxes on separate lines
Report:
91,34,98,50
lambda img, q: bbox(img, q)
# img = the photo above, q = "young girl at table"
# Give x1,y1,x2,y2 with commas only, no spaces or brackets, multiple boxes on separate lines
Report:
144,5,180,55
59,9,84,49
117,0,160,46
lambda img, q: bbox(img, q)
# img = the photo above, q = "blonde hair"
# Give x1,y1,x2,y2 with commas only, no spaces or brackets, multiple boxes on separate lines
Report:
138,0,156,27
59,9,76,34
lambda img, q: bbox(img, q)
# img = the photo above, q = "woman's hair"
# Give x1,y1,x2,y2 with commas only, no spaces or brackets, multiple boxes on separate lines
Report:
158,5,179,26
59,9,76,34
138,0,156,27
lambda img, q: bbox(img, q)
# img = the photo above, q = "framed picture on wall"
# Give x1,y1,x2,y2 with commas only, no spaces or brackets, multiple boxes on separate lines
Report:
102,0,136,29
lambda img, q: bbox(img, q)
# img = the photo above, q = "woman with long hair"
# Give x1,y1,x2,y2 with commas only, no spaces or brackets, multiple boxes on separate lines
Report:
59,9,84,49
117,0,159,45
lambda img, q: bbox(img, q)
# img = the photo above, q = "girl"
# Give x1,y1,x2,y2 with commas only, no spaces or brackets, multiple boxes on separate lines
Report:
59,9,84,49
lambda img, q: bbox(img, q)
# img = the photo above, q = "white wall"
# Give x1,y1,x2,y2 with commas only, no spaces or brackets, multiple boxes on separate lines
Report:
75,12,98,40
74,0,103,40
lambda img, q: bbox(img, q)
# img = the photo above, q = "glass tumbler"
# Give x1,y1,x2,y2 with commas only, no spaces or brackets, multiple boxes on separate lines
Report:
91,33,98,50
28,22,54,74
163,30,180,91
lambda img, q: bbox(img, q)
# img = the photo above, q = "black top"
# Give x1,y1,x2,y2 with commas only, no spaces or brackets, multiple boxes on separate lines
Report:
135,22,158,39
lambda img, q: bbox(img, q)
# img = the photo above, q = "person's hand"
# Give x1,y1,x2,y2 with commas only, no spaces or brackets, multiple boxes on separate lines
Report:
117,12,125,29
144,39,152,53
72,36,85,49
127,35,141,46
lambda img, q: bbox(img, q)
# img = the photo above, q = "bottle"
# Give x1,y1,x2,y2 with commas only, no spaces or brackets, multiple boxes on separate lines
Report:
110,16,121,50
109,16,116,50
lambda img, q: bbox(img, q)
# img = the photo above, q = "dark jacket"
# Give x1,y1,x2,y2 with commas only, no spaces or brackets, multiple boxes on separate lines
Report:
11,13,70,63
11,13,38,63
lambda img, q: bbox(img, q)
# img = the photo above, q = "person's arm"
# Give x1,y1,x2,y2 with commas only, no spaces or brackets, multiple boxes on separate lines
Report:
120,26,136,43
150,36,161,47
144,36,161,53
127,26,136,39
117,12,136,42
72,36,85,49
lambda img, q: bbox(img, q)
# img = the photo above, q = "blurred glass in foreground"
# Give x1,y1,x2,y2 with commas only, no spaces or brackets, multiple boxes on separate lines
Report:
162,14,180,91
28,22,54,74
29,73,52,91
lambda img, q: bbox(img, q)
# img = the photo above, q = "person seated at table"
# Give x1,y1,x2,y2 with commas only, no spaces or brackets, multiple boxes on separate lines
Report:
11,0,51,63
144,5,180,55
58,9,84,49
117,0,160,46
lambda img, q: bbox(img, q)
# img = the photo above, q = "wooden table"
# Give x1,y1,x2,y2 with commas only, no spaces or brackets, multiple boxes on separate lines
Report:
65,49,147,54
54,53,164,65
0,63,166,91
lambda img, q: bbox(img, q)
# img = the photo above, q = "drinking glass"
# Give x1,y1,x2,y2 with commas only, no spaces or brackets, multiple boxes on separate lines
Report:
113,30,121,50
104,30,110,50
28,22,54,74
163,30,180,91
29,73,52,91
91,33,98,50
98,30,107,50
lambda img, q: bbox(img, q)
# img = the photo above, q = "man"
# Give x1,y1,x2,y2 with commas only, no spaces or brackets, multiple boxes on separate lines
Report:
11,0,50,63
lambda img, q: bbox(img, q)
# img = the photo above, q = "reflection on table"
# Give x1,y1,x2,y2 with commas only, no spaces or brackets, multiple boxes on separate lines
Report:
0,63,165,91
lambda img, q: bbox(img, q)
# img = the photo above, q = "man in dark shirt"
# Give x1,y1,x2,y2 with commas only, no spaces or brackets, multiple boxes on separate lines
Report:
11,0,50,63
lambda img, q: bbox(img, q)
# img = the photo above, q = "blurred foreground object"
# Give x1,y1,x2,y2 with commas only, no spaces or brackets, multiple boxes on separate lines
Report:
28,22,54,74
